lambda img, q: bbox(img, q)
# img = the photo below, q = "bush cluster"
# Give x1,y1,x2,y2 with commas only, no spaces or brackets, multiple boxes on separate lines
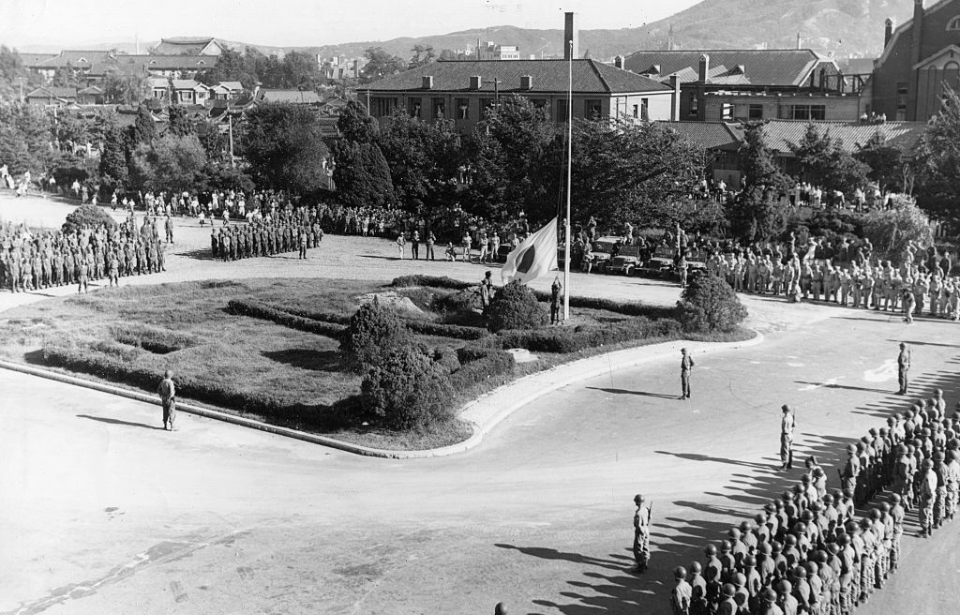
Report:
111,323,199,354
360,346,456,432
484,281,549,333
678,271,748,332
530,291,676,319
286,303,488,341
228,299,347,339
390,275,474,290
342,300,412,375
62,204,117,233
450,345,515,390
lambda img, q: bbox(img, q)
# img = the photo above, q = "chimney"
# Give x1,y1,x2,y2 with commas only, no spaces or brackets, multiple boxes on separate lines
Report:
911,0,924,68
884,18,895,47
564,12,579,60
422,76,433,89
470,75,482,90
670,75,681,121
796,32,802,50
698,54,710,83
520,75,533,90
614,55,625,69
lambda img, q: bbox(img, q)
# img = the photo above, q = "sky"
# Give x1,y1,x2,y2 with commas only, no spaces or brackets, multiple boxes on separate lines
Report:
1,0,700,50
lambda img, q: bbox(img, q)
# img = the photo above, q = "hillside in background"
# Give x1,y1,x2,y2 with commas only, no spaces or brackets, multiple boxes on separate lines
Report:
13,0,919,61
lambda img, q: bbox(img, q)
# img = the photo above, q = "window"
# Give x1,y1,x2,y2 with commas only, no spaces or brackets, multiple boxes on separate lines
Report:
557,99,568,123
456,98,469,120
640,98,649,120
408,97,422,118
480,98,495,116
432,97,445,119
783,104,826,120
947,16,960,31
748,104,763,119
896,83,908,121
632,104,639,119
585,99,602,119
688,92,699,117
370,97,397,117
531,98,547,109
721,103,734,120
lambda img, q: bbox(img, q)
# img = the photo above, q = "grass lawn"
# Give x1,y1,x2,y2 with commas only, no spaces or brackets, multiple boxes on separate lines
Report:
0,277,753,450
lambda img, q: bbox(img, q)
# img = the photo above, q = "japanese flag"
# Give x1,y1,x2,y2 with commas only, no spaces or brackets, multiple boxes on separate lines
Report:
501,217,558,285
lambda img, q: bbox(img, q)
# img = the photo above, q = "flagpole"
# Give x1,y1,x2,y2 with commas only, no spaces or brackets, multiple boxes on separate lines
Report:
563,40,573,321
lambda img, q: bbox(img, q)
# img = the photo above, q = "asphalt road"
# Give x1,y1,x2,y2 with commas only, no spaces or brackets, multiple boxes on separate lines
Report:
1,194,959,614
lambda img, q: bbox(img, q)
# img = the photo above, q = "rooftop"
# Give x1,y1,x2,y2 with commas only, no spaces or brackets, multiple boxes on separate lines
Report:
624,49,836,87
363,59,672,94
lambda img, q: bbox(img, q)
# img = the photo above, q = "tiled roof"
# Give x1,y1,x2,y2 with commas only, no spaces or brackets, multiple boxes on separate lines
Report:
19,53,57,67
217,81,243,90
36,50,117,68
26,86,78,99
171,79,209,90
77,86,104,94
364,59,671,94
662,121,742,151
757,120,928,154
257,89,324,104
151,37,220,55
114,55,217,70
624,50,834,87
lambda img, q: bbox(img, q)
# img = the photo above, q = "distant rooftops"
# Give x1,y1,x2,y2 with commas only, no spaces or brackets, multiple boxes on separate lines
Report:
624,49,838,87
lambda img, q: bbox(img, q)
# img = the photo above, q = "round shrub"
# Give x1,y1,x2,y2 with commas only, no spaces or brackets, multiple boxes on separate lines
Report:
341,299,412,374
63,204,117,233
484,280,548,333
361,347,456,432
678,271,748,332
432,345,462,374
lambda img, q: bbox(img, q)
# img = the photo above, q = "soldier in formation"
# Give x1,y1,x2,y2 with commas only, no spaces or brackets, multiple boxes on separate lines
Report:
210,209,323,262
668,389,960,615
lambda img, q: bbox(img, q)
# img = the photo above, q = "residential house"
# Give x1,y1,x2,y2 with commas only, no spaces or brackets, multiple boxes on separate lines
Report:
663,122,744,187
148,77,171,101
872,0,960,121
26,50,118,82
150,37,224,56
621,49,853,121
171,80,212,105
77,86,105,105
359,59,677,134
25,86,78,106
113,54,218,79
209,81,244,100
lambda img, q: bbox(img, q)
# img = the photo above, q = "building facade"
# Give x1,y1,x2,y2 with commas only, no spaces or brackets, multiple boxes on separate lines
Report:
360,59,677,134
872,0,960,121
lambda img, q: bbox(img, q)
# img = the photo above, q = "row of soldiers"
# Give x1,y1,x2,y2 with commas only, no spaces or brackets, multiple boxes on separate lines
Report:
669,391,960,615
1,216,166,293
211,215,324,262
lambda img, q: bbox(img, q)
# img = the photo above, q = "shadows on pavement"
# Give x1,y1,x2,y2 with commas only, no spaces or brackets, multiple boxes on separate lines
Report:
77,414,162,430
587,387,678,400
794,380,893,394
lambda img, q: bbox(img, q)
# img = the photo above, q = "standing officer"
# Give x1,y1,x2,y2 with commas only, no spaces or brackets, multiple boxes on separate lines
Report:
411,230,420,260
780,405,796,470
157,369,177,431
897,342,911,395
550,276,563,325
680,348,695,400
633,494,652,572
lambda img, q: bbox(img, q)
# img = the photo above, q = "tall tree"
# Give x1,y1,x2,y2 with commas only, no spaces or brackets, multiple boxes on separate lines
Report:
728,121,790,240
378,108,463,213
360,47,407,83
102,68,149,105
131,134,208,193
409,45,436,68
131,105,157,146
98,124,129,191
0,103,55,174
244,103,332,194
787,123,868,192
167,105,195,137
330,101,394,207
853,131,904,191
912,85,960,231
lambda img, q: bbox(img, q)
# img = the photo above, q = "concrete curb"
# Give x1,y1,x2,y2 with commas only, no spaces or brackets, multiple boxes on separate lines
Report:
0,331,763,459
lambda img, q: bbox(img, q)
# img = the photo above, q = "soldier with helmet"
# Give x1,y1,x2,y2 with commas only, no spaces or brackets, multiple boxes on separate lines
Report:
633,493,652,572
672,566,693,615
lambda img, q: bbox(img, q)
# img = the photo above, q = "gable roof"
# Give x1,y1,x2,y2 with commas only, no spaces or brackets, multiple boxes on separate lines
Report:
914,44,960,70
623,49,834,87
878,0,960,65
77,85,104,95
26,86,78,99
171,79,210,91
19,53,57,67
36,50,117,69
113,55,217,71
364,59,671,94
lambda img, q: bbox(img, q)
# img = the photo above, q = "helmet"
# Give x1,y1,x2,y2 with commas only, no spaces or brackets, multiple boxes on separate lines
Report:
674,566,687,579
837,534,850,546
777,579,793,594
722,583,736,598
815,550,829,563
734,572,746,587
729,528,741,539
705,544,718,556
801,474,811,483
880,502,891,512
860,517,872,528
846,444,857,453
690,561,703,574
759,542,772,555
755,513,766,524
785,534,797,546
891,493,902,503
843,487,854,497
823,494,833,504
801,510,814,521
740,520,752,531
924,459,934,469
771,541,783,553
720,540,732,552
634,494,645,504
793,566,807,579
805,561,819,574
809,501,822,512
870,508,881,520
743,555,757,568
763,588,778,603
934,451,945,461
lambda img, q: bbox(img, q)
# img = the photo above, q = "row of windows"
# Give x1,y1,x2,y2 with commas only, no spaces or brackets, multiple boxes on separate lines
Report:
369,96,649,121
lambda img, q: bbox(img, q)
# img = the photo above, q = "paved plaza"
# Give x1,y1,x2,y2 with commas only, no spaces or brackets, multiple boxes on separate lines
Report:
1,195,958,615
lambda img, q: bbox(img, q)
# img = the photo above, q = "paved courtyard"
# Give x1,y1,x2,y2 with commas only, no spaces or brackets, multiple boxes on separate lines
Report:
1,194,958,615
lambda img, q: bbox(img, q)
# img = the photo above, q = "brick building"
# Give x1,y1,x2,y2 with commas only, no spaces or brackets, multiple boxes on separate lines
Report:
872,0,960,121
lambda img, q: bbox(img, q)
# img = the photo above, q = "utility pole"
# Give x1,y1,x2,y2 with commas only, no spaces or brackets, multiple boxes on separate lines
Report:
563,40,573,321
228,114,235,168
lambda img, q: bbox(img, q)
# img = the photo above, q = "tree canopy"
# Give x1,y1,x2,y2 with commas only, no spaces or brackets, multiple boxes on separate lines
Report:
912,85,960,231
244,103,332,194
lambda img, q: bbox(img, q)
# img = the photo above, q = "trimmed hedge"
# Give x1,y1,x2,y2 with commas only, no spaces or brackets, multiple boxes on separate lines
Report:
391,275,474,290
531,291,678,319
485,317,682,354
228,299,348,339
111,323,199,354
40,341,346,429
275,304,489,341
450,345,515,390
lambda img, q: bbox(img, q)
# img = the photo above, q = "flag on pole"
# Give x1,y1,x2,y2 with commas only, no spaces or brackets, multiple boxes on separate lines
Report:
501,217,558,285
